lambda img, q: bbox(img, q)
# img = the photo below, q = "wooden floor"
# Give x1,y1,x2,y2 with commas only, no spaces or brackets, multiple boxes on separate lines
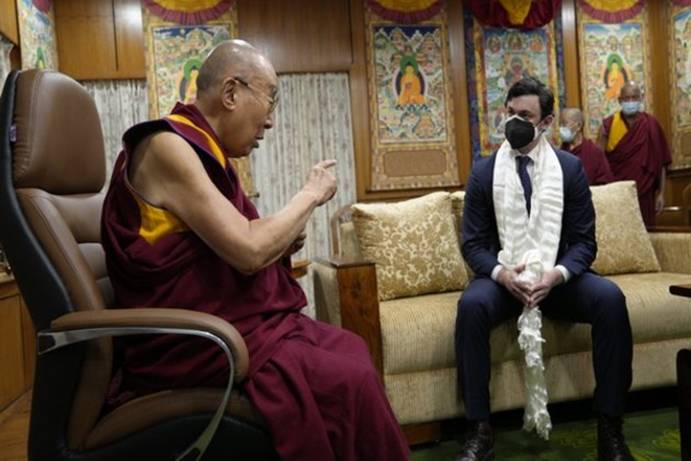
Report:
0,392,30,461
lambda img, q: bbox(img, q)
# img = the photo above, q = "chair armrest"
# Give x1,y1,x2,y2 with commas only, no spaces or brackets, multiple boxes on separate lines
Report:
312,257,383,376
649,232,691,274
48,307,249,380
43,307,249,461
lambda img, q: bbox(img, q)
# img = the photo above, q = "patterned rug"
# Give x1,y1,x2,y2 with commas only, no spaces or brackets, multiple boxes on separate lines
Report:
411,407,680,460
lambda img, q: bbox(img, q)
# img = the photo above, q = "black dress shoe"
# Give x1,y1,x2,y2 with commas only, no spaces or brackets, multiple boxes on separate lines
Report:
455,421,494,461
598,415,634,461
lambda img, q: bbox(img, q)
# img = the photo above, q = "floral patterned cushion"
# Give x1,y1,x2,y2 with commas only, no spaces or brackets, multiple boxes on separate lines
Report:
591,181,660,275
351,192,468,301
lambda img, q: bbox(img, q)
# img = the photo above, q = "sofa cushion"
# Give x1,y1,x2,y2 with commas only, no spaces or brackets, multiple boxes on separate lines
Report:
379,291,460,374
380,272,691,375
591,181,660,275
608,272,691,343
351,192,468,301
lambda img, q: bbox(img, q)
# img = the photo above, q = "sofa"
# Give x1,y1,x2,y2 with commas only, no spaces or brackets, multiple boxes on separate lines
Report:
312,180,691,444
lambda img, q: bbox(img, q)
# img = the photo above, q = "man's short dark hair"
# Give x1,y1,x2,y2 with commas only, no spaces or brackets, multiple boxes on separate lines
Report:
505,77,554,119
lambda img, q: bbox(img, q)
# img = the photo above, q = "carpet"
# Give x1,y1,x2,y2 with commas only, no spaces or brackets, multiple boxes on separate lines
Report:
411,407,680,460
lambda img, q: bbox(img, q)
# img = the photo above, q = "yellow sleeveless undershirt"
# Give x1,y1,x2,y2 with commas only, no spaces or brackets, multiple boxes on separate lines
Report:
133,114,227,245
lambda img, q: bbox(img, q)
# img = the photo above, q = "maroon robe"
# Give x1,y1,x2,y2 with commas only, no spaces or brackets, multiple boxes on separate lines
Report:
561,138,614,185
603,112,672,226
101,103,408,460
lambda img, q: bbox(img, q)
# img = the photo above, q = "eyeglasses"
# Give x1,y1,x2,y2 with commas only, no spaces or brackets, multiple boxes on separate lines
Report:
233,76,279,113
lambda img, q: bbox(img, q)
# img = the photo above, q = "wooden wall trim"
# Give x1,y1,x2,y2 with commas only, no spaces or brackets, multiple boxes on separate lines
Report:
648,1,671,142
348,0,371,202
448,0,471,186
561,0,580,108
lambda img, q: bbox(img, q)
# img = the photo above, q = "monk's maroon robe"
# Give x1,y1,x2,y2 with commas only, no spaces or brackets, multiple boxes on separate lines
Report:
602,112,672,226
561,138,614,186
101,103,408,461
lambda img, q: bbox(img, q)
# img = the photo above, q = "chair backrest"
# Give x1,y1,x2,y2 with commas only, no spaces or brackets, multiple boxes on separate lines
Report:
0,69,115,455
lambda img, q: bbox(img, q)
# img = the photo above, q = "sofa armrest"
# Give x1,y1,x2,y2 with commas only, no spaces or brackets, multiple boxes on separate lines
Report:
313,257,383,375
649,232,691,274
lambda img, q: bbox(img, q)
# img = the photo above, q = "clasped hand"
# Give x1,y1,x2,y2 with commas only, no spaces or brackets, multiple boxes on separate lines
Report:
497,265,563,308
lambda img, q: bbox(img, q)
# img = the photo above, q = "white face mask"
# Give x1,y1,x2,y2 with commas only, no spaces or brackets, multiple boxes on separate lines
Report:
621,101,641,115
543,126,553,139
559,126,575,143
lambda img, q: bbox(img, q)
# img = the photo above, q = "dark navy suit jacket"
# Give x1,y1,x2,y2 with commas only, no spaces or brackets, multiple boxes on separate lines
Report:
461,148,597,279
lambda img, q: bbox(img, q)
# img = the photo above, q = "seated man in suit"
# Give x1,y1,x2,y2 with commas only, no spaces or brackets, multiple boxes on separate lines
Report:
101,39,409,461
455,77,634,461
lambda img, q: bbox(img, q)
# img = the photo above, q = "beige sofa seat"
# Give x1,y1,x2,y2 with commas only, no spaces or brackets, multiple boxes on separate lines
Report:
381,272,691,378
313,183,691,442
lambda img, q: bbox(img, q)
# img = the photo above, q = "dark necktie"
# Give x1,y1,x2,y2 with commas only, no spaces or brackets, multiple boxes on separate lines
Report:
516,155,532,215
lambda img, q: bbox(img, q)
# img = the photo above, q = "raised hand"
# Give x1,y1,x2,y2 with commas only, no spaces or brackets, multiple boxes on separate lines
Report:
302,160,337,206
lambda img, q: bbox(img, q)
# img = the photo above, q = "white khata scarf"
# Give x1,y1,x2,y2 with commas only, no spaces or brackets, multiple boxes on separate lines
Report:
492,135,563,440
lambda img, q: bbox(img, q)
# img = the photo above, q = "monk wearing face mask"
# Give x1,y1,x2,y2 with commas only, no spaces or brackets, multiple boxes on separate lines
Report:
559,107,613,185
597,82,672,226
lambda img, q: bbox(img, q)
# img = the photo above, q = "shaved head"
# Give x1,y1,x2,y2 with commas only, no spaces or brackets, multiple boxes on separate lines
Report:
192,39,278,158
560,107,583,126
196,40,275,96
619,81,642,100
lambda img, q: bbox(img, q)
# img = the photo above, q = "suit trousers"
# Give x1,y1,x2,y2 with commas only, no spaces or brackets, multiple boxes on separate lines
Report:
455,272,633,421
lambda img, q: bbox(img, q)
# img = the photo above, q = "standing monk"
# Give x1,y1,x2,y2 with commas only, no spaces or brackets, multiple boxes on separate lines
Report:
598,82,672,226
560,107,614,185
101,40,409,461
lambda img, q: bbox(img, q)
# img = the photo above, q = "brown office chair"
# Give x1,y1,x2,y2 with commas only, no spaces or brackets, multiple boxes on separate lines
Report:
0,69,278,461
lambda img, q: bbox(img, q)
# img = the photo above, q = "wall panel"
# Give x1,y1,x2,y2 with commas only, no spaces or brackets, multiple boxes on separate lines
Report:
0,0,18,44
114,0,145,78
55,0,144,80
238,0,352,73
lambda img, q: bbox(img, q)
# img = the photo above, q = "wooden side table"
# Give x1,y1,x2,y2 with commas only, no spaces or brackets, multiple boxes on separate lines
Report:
0,274,34,412
672,284,691,461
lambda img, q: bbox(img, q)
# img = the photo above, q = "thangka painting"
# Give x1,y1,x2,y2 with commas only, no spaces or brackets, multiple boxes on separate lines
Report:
465,12,563,159
145,24,232,118
17,0,59,70
577,4,652,140
366,9,460,191
143,5,256,196
670,4,691,169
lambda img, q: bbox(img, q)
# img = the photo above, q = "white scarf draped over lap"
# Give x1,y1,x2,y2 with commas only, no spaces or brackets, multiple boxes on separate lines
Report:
492,135,564,440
